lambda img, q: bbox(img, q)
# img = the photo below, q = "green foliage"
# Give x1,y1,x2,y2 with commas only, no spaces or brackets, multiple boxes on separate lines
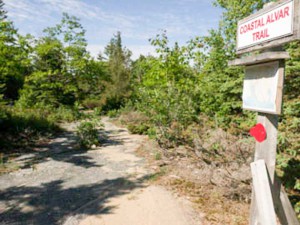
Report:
0,106,59,134
18,70,72,108
47,106,82,122
102,31,132,110
154,151,162,160
82,98,103,109
17,13,107,109
274,41,300,217
136,34,198,126
127,123,150,135
213,0,268,57
191,0,269,127
76,121,100,149
0,2,32,103
132,32,200,146
18,36,75,107
197,31,244,124
107,109,119,118
0,0,7,20
77,59,108,102
117,109,152,135
285,41,300,105
0,106,61,152
93,107,102,116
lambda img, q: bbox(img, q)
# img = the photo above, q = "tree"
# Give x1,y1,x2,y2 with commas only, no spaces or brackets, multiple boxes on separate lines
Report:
44,12,89,78
131,32,200,146
213,0,269,58
102,31,132,109
0,0,31,102
18,37,68,107
0,0,7,20
190,0,271,125
18,13,98,108
77,58,108,102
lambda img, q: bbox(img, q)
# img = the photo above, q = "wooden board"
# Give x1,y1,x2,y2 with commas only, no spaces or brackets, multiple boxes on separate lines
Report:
250,113,279,225
251,160,277,225
237,0,300,55
273,176,300,225
228,51,290,66
242,60,285,115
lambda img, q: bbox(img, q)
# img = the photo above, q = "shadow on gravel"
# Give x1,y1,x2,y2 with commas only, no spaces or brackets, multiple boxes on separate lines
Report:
13,131,101,170
98,129,125,147
0,175,150,225
11,128,127,171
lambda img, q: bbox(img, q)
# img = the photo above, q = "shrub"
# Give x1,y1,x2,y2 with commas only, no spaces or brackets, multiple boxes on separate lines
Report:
93,107,102,116
0,106,61,153
47,106,81,122
0,106,60,134
107,109,119,118
76,121,100,149
118,111,152,135
82,98,103,109
127,123,150,135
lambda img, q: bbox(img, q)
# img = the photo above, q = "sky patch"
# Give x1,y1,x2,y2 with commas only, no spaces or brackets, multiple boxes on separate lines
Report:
4,0,222,59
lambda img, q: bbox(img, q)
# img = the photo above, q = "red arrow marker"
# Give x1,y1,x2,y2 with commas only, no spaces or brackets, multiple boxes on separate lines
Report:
250,123,267,143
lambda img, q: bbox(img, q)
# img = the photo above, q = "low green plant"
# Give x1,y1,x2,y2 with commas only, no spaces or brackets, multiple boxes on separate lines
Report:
146,127,157,139
145,167,167,182
47,106,82,122
154,152,162,160
0,106,60,134
127,123,150,135
76,121,100,149
107,109,119,118
93,107,102,116
82,98,103,109
0,106,61,153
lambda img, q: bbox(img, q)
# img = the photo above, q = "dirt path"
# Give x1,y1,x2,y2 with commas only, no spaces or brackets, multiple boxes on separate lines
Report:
0,117,200,225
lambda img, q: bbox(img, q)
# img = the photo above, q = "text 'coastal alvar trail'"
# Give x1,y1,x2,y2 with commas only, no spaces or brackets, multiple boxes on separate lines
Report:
238,1,293,48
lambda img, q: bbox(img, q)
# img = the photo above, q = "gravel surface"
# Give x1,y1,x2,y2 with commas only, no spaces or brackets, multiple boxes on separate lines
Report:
0,117,200,225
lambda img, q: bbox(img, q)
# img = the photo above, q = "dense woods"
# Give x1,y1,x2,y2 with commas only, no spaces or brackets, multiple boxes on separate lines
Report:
0,0,299,217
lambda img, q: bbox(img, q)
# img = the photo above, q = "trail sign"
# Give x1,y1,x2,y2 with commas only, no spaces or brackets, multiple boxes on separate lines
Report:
243,61,284,114
229,1,300,224
236,0,300,54
238,0,293,49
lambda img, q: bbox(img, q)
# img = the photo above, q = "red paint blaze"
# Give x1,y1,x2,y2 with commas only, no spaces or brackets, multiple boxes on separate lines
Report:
250,123,267,143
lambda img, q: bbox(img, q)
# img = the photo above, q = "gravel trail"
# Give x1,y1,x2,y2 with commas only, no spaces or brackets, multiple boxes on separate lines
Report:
0,117,200,225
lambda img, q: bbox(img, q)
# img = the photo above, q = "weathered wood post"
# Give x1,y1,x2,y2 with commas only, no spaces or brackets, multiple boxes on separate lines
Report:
251,160,277,225
229,0,300,224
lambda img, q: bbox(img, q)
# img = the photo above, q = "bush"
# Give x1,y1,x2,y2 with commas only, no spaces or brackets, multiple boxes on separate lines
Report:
82,98,103,109
47,106,82,122
76,121,100,149
127,123,150,135
0,106,61,153
0,106,60,134
107,109,119,118
93,107,102,116
118,111,152,135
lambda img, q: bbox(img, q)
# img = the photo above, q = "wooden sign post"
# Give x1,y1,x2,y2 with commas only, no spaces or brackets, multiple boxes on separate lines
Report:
229,0,300,224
